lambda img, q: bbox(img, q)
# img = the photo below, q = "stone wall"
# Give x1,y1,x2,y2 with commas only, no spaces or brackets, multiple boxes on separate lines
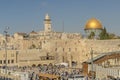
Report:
0,32,120,67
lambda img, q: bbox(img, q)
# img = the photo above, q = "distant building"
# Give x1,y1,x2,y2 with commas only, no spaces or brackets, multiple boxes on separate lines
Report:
0,14,120,69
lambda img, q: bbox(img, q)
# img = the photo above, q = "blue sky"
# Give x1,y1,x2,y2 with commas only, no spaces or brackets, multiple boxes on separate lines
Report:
0,0,120,35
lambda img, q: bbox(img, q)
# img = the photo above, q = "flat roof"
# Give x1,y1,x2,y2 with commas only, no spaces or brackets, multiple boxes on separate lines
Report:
85,51,120,63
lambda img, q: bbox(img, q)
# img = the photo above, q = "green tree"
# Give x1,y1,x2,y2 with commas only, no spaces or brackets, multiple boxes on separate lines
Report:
99,27,120,40
88,32,95,39
99,27,109,40
109,33,116,39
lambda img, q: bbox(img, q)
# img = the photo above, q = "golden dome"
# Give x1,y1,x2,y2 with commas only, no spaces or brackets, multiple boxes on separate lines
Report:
84,18,103,30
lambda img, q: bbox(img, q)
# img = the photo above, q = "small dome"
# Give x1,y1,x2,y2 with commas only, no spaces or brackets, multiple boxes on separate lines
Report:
30,31,37,34
84,18,103,30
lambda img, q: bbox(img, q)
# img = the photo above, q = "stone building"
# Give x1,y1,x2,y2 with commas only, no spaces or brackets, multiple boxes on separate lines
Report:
0,50,18,67
82,51,120,79
0,14,120,68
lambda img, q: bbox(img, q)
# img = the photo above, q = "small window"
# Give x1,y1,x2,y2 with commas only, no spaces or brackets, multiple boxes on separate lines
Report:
46,57,49,60
62,56,64,62
0,60,2,64
11,60,14,63
48,27,50,30
43,41,45,44
69,48,71,52
63,48,64,52
4,60,6,64
55,48,57,51
8,60,10,64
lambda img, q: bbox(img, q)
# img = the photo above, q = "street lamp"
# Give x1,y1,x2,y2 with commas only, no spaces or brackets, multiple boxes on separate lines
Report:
4,27,9,76
90,48,94,80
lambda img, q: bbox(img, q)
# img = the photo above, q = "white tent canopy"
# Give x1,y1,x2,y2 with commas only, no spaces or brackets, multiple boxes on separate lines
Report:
55,62,68,67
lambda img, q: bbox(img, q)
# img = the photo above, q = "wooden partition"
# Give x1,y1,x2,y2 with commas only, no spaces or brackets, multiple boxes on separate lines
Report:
39,73,61,80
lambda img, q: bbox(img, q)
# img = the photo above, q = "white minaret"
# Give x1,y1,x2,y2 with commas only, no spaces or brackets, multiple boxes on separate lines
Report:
44,14,52,32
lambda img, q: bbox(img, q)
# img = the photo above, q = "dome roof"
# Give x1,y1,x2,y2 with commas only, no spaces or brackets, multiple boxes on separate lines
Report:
84,18,103,30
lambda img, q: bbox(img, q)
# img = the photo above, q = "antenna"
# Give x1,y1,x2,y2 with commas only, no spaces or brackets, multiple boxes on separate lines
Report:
4,27,9,34
62,21,64,32
4,26,9,79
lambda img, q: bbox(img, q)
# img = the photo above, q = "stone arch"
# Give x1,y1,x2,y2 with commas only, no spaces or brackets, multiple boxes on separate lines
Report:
32,64,36,67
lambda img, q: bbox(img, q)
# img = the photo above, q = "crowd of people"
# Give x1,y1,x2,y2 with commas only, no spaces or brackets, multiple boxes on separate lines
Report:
1,64,82,80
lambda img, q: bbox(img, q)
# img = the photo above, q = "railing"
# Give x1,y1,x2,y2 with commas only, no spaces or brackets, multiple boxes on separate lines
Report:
0,69,28,80
0,73,20,80
93,64,120,79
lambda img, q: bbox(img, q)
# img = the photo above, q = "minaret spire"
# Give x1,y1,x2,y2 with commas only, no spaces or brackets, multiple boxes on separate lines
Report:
44,13,52,32
45,13,50,20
